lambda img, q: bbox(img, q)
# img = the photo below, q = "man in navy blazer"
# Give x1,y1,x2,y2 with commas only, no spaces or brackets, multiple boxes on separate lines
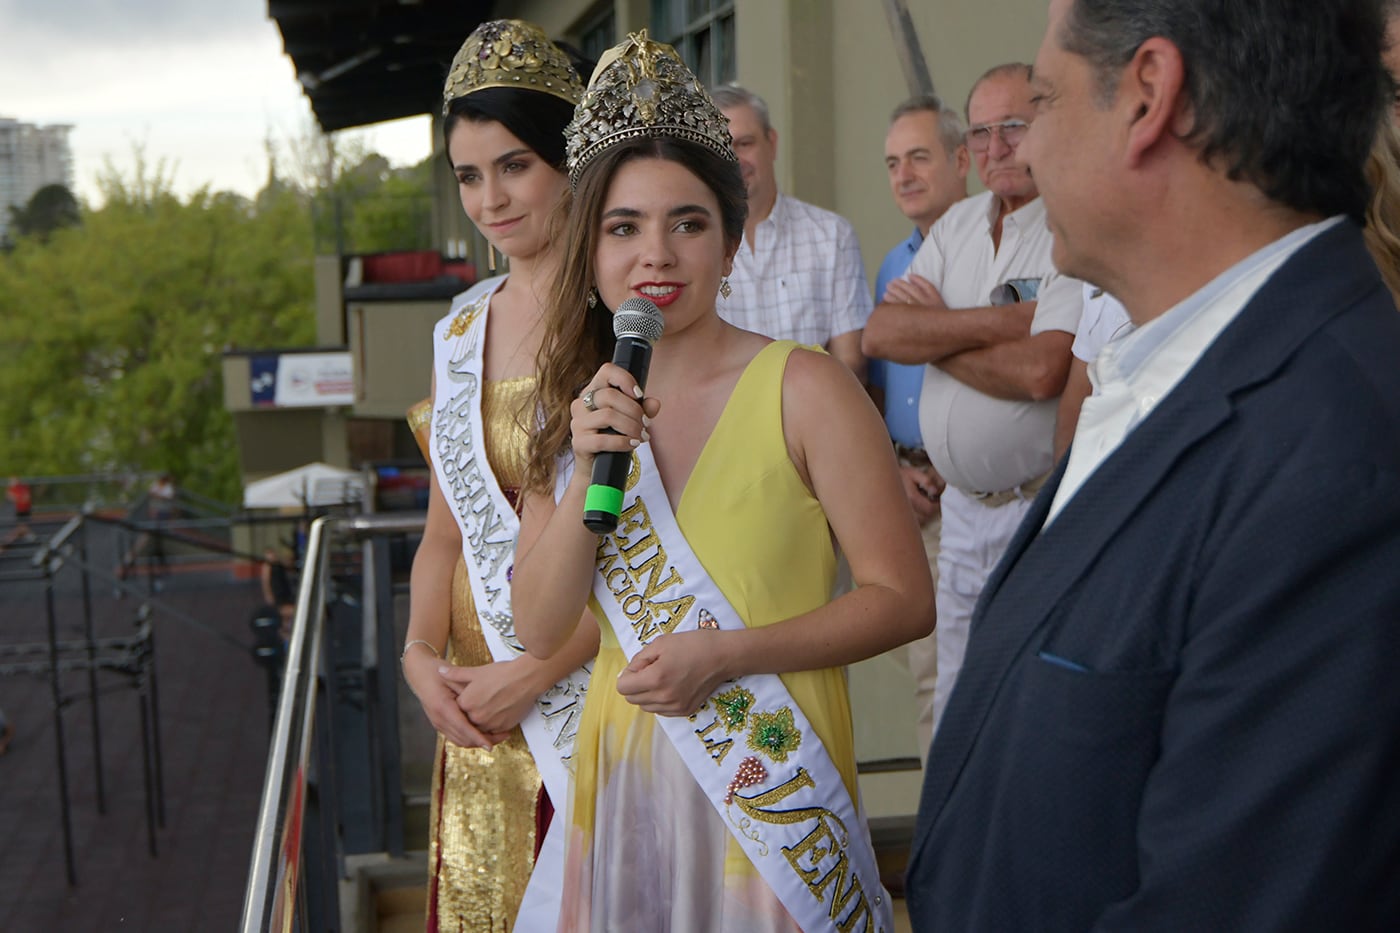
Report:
904,0,1400,930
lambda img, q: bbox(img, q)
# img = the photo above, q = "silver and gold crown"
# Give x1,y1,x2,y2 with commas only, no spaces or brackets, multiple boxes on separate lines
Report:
443,20,585,113
564,30,736,186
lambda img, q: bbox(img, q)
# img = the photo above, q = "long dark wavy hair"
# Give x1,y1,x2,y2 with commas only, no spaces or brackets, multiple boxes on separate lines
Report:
522,135,747,495
437,42,594,446
442,87,575,171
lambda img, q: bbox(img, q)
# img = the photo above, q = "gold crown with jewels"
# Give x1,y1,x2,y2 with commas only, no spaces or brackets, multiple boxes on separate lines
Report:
564,30,736,187
443,19,585,114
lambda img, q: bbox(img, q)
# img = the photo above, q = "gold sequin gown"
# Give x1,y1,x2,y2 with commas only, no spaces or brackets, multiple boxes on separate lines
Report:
420,376,546,933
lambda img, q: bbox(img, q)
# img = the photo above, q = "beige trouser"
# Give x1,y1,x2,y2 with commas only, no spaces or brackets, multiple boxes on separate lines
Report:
907,516,942,763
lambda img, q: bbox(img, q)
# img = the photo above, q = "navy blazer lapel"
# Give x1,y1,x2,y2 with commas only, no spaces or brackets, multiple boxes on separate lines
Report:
909,219,1384,868
911,393,1231,850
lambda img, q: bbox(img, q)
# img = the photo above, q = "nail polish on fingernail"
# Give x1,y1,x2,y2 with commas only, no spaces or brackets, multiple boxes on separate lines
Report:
629,438,641,448
642,429,651,442
633,386,644,398
642,415,652,427
438,666,450,675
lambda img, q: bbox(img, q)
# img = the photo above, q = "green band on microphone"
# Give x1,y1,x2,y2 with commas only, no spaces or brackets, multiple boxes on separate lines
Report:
584,483,624,518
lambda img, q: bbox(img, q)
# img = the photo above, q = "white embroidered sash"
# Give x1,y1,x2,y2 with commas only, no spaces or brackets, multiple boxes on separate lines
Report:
567,442,892,932
431,279,591,930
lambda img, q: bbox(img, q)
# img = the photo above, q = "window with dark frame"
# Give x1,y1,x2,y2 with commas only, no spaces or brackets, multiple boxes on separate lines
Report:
651,0,736,89
578,5,618,69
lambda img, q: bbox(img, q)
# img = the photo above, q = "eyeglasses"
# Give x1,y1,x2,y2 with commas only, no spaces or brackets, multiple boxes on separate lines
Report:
965,119,1030,153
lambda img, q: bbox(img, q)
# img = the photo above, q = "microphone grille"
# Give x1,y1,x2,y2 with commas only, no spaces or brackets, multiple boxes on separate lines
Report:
613,297,665,344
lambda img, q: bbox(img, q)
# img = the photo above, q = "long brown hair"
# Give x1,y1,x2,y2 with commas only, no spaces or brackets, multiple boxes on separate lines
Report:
1364,119,1400,304
522,136,747,495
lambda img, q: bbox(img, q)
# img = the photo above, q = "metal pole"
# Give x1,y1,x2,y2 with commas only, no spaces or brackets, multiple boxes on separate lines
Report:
44,555,78,885
147,622,166,827
881,0,936,97
79,516,108,814
138,673,159,857
369,536,406,857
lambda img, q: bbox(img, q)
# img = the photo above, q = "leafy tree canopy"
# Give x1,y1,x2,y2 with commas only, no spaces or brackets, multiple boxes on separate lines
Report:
267,122,437,255
0,128,438,504
8,183,81,242
0,157,315,502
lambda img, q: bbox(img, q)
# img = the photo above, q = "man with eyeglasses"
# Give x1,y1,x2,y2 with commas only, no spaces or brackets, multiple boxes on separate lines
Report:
863,62,1081,747
869,94,969,763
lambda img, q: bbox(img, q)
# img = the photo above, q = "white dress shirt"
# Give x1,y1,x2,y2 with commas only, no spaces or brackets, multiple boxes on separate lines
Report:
1072,284,1133,364
1044,216,1343,526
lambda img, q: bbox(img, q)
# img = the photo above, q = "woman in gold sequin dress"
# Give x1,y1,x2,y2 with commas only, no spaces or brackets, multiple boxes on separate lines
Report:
402,22,598,932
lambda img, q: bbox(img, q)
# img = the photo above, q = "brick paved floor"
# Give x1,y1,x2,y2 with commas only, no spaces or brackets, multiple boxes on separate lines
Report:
0,527,271,933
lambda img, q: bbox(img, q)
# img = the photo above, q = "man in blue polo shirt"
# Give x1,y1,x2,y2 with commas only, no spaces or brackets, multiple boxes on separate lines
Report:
868,95,968,759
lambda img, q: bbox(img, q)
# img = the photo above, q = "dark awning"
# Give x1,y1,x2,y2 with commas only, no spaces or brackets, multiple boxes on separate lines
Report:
268,0,493,132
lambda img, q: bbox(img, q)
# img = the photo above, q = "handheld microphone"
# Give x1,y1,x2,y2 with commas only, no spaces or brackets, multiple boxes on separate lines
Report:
583,297,665,534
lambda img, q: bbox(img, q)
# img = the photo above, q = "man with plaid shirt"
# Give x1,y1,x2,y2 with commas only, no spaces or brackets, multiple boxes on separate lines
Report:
712,85,873,383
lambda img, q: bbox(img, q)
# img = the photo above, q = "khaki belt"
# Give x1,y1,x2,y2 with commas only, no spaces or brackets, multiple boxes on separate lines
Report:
969,470,1051,508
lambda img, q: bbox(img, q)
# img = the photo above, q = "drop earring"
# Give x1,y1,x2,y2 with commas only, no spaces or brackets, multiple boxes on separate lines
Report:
587,287,598,309
719,277,732,300
487,243,498,273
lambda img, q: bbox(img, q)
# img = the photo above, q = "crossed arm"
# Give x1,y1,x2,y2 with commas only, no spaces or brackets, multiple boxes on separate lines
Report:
1054,357,1094,459
863,273,1071,401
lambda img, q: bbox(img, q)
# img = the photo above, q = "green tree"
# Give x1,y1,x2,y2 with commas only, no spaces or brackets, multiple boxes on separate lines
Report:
271,119,436,255
345,166,434,253
312,152,435,254
7,183,81,243
0,159,315,501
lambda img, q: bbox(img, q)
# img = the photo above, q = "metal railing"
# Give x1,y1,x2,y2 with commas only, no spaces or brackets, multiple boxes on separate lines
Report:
5,471,153,513
0,507,245,886
241,511,425,933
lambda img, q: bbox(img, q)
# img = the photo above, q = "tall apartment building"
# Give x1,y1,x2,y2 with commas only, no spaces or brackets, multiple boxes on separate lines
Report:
0,117,74,242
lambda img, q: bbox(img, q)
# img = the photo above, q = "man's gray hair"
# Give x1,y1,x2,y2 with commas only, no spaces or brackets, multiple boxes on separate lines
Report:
963,63,1033,122
889,95,966,156
710,84,773,135
1060,0,1385,221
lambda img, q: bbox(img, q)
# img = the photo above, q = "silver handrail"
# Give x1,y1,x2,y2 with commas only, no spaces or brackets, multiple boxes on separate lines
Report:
240,512,426,933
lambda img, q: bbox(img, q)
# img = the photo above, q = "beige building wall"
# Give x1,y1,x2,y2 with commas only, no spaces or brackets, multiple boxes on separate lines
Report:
479,0,1048,283
829,0,1049,283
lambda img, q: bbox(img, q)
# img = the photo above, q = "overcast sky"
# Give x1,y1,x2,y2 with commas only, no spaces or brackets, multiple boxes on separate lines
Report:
0,0,430,204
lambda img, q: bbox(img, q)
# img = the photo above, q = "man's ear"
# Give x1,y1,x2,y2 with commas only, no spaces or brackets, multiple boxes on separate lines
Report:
955,144,971,179
767,128,779,158
1123,36,1187,167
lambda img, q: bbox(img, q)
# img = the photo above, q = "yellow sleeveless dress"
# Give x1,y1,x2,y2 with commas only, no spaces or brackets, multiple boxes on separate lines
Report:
427,375,545,933
559,341,860,932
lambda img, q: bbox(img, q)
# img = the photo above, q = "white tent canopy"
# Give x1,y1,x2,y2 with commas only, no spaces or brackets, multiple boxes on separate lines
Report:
242,462,365,510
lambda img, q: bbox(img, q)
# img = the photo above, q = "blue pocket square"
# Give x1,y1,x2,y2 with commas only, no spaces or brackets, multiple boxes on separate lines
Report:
1037,650,1091,673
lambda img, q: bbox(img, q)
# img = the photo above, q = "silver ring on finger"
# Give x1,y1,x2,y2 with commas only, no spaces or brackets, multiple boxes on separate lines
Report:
582,388,598,412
